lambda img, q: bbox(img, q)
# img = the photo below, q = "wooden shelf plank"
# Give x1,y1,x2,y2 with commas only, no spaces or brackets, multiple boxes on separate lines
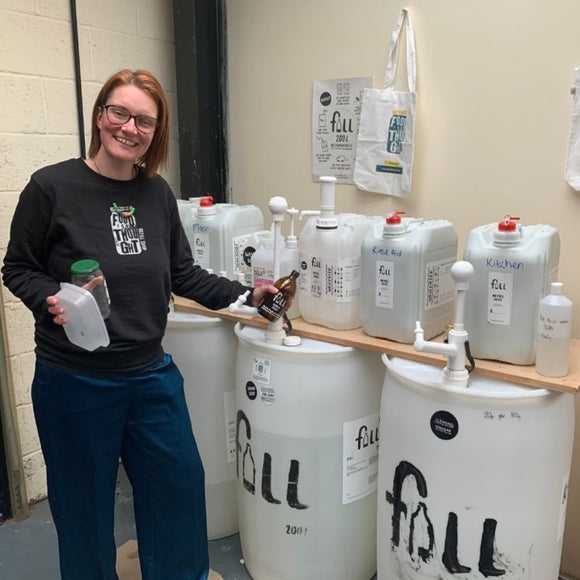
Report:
172,296,580,394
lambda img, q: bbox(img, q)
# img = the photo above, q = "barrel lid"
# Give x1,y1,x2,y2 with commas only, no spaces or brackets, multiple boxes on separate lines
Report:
383,356,553,400
235,323,354,355
70,259,100,275
166,310,227,328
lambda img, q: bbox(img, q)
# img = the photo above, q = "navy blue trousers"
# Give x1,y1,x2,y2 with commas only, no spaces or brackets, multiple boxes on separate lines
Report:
31,354,209,580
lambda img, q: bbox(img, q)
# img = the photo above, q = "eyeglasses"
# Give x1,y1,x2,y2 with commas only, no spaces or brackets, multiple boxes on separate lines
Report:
101,105,158,134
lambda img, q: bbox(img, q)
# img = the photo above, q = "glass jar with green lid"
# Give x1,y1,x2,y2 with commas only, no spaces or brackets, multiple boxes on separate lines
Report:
70,259,111,319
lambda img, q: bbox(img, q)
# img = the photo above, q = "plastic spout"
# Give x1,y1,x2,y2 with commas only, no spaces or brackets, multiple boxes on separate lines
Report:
317,176,338,229
264,317,286,344
229,290,256,315
412,260,475,387
268,196,288,282
285,207,299,249
228,294,293,346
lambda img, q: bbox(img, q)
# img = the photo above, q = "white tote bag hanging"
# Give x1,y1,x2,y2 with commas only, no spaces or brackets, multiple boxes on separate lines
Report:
353,8,417,196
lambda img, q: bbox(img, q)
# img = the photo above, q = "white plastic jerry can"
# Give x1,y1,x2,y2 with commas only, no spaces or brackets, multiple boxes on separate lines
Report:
185,196,264,282
297,177,380,330
463,215,560,364
360,210,458,343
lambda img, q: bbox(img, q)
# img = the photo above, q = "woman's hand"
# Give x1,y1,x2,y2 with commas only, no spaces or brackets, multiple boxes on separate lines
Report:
46,276,104,325
250,284,294,312
250,284,278,307
46,295,66,325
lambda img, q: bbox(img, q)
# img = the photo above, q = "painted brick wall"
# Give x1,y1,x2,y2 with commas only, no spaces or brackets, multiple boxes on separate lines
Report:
0,0,179,502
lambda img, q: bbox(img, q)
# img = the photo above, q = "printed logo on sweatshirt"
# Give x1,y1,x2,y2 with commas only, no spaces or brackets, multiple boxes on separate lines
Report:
110,204,147,255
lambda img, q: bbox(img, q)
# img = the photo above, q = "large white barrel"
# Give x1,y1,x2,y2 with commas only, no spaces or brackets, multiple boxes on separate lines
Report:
377,356,575,579
162,311,238,540
235,324,384,579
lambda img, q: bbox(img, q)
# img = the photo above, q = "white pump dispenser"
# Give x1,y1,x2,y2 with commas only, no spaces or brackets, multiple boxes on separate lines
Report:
316,176,339,229
285,207,299,249
413,260,475,386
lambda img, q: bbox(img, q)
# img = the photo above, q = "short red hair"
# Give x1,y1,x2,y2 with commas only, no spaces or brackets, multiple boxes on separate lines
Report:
88,69,170,177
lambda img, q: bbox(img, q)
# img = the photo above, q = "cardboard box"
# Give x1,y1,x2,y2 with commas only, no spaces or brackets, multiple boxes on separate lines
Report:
116,541,224,580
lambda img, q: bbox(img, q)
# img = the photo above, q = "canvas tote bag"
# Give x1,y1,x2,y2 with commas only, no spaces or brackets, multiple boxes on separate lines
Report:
353,8,417,196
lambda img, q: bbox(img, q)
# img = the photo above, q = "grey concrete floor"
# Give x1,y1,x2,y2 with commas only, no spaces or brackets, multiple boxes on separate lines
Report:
0,464,381,579
0,465,251,580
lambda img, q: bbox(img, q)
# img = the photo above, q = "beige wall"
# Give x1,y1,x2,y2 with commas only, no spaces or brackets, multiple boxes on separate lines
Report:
3,0,580,575
0,0,179,502
225,0,580,576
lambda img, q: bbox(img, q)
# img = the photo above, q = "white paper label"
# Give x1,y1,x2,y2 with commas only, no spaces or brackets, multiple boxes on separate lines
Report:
252,355,271,385
192,232,210,268
232,233,253,284
299,254,361,303
312,77,373,183
375,260,395,308
487,271,513,325
223,390,236,464
260,384,276,406
424,257,455,310
342,412,379,505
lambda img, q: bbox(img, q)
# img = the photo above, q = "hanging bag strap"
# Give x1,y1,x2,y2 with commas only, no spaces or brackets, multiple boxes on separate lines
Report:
383,8,416,92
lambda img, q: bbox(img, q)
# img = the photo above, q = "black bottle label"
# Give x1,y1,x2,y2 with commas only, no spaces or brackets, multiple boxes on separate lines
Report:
258,291,288,321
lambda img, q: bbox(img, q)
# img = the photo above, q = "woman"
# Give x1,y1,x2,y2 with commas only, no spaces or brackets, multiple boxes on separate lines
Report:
2,69,276,580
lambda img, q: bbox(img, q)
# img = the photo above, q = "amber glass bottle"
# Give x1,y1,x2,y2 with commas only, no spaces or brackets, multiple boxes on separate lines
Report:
257,270,300,322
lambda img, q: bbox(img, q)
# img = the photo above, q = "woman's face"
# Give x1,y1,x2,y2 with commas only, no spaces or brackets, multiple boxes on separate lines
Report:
96,84,158,165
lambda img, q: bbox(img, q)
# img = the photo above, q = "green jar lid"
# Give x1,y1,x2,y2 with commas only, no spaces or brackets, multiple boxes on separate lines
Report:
70,259,100,275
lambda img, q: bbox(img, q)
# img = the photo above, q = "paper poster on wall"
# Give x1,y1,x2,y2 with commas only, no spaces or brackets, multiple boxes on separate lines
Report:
312,77,372,183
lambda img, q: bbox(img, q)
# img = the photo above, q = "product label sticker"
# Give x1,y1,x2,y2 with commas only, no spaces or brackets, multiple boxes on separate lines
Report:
424,257,455,310
299,254,361,302
252,355,271,385
342,412,380,505
487,271,513,325
245,381,257,401
192,231,210,268
260,384,276,405
223,390,236,463
298,254,321,298
232,234,253,285
430,410,459,441
375,259,394,308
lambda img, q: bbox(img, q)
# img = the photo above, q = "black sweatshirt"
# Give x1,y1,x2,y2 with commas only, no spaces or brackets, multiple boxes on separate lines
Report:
2,158,251,374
